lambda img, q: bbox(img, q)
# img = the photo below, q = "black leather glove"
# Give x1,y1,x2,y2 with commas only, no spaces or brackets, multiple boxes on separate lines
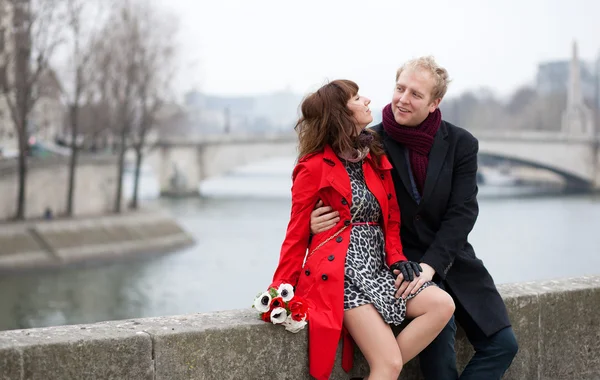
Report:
389,261,423,282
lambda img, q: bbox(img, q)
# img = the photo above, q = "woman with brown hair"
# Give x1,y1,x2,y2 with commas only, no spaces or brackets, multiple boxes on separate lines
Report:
268,80,455,380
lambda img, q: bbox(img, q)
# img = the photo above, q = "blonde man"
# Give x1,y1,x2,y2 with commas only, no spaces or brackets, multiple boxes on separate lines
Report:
311,57,518,380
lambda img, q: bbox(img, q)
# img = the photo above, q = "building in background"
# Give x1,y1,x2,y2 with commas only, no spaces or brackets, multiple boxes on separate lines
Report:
561,41,594,136
536,56,597,107
183,87,303,136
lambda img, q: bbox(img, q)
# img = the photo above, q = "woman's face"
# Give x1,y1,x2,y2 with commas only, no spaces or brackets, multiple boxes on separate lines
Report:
347,93,373,132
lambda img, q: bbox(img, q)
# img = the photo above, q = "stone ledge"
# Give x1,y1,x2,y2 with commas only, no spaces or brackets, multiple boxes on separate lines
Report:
0,210,194,272
0,276,599,380
0,231,44,257
0,250,51,268
0,323,154,380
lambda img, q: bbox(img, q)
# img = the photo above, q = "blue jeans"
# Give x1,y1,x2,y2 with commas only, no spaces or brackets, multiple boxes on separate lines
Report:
418,315,518,380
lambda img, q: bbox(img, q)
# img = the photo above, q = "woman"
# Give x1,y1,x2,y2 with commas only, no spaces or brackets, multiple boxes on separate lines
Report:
269,80,455,380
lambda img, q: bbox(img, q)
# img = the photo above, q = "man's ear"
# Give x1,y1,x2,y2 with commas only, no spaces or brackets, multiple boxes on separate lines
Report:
429,98,442,113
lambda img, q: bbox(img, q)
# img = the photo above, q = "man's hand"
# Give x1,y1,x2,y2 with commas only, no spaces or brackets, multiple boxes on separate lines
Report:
391,261,421,299
394,263,436,299
393,262,436,299
310,200,339,235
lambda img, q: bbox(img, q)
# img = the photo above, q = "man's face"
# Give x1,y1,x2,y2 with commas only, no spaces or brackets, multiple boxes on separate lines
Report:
391,68,441,127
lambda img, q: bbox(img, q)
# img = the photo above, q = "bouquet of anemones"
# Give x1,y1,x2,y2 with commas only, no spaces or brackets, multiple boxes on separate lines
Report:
252,283,309,333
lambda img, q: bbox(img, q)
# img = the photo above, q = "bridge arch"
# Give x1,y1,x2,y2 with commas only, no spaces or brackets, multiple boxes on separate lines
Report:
477,135,598,190
478,152,590,189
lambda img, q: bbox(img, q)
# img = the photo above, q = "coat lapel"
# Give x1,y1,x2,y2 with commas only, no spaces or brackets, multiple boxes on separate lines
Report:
320,146,352,201
382,133,414,200
421,122,449,203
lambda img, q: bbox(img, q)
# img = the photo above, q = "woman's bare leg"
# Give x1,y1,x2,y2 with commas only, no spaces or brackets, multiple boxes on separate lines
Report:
396,286,455,363
344,304,404,380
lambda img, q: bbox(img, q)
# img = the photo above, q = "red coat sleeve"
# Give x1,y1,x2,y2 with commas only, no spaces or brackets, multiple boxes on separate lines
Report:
383,170,407,267
270,161,320,289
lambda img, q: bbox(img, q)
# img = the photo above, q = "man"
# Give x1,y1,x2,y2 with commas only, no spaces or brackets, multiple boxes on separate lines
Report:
310,56,518,379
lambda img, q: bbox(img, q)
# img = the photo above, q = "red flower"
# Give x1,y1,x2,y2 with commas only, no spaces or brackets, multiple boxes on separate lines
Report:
270,297,285,309
261,312,271,323
289,298,309,321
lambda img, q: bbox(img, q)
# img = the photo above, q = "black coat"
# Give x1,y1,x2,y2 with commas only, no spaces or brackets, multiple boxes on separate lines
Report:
371,121,511,337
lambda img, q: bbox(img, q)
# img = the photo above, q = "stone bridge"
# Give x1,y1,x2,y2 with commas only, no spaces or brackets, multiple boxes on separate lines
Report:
146,132,298,196
146,129,600,196
474,130,600,189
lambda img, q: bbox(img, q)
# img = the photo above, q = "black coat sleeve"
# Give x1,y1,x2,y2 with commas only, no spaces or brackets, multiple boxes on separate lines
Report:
420,135,479,280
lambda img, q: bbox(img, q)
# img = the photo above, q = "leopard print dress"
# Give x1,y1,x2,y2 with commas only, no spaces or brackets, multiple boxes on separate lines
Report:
343,160,434,325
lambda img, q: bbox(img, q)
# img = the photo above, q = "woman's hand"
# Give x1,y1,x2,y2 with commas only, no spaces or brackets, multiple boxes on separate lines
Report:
390,261,422,281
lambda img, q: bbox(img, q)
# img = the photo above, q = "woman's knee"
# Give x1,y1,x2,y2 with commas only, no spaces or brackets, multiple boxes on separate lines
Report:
368,348,403,377
406,287,455,320
427,288,455,319
374,353,403,377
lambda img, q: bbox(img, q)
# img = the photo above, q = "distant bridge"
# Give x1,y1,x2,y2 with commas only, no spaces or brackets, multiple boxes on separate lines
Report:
474,130,600,189
145,129,600,196
146,133,298,196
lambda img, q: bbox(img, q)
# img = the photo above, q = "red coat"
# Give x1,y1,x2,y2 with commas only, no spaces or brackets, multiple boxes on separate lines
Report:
270,145,407,380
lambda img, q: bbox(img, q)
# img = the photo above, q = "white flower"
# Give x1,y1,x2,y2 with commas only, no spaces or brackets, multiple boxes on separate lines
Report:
253,292,272,313
283,315,307,333
270,307,287,324
277,283,294,302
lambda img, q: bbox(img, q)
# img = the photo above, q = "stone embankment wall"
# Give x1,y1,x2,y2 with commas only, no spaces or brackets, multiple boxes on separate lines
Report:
0,276,598,380
0,156,120,221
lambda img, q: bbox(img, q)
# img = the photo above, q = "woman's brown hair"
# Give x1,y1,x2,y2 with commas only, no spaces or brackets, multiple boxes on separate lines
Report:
295,80,384,165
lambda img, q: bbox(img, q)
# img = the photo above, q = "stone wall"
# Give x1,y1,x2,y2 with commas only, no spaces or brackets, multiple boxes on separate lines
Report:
0,156,119,221
0,275,598,380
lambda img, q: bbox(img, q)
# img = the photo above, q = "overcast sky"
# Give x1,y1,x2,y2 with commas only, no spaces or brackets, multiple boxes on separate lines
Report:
157,0,599,109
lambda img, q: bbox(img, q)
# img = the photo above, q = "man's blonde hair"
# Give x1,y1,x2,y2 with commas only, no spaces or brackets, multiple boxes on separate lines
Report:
396,56,451,100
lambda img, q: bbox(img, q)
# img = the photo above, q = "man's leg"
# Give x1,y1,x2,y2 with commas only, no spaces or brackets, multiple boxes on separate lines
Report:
418,315,459,380
458,308,518,379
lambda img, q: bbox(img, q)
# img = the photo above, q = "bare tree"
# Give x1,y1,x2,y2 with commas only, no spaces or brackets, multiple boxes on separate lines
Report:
506,86,538,115
130,84,161,210
2,0,64,220
91,2,143,213
128,4,177,209
90,0,178,212
62,0,108,216
86,38,116,153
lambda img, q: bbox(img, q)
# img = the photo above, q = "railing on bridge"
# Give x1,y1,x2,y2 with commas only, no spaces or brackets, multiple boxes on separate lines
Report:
473,129,600,143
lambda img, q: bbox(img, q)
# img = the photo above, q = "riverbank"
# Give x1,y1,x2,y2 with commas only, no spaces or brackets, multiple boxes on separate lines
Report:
0,209,194,273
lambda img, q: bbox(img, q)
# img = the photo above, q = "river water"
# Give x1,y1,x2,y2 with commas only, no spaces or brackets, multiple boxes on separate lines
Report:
1,156,599,331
